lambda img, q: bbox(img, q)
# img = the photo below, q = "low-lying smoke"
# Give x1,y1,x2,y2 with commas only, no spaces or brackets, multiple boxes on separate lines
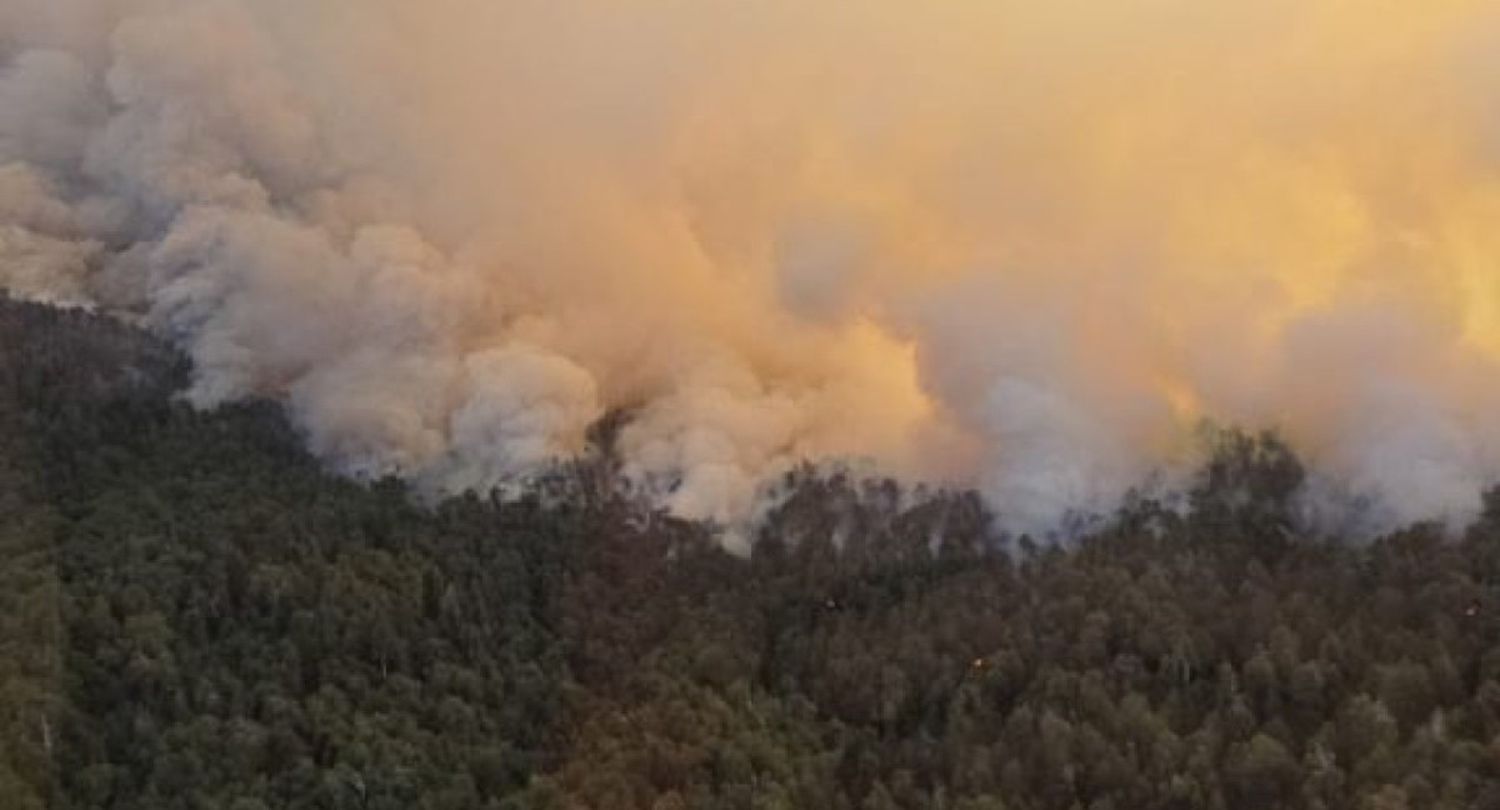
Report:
5,0,1500,546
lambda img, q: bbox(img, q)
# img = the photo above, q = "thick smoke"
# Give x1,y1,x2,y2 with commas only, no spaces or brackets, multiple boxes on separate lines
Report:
5,0,1500,542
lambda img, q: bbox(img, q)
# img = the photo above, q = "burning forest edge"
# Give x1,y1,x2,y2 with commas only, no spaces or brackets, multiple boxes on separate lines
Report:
7,295,1500,809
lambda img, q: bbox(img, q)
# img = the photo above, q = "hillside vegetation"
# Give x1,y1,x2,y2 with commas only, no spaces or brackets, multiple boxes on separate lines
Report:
2,296,1500,810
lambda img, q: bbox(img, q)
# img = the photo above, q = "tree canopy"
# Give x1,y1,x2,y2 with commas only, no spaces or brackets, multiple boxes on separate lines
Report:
3,295,1500,809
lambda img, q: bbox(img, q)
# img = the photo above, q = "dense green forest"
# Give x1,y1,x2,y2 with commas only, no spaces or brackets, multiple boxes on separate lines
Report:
3,294,1500,809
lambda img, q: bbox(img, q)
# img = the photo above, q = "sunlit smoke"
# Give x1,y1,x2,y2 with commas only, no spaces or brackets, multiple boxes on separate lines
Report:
5,0,1500,542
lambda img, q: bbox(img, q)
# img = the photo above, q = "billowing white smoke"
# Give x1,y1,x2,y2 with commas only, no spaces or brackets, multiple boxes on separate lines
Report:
5,0,1500,543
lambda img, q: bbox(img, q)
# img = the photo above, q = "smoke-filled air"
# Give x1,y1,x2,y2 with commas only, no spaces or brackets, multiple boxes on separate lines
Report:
5,0,1500,546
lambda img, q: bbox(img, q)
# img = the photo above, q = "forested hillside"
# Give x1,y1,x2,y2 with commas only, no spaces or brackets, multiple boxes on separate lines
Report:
3,294,1500,810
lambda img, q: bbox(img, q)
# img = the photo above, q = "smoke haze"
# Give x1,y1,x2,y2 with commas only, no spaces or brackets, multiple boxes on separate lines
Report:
5,0,1500,544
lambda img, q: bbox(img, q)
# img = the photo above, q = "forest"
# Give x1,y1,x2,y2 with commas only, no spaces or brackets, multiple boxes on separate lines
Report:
2,293,1500,810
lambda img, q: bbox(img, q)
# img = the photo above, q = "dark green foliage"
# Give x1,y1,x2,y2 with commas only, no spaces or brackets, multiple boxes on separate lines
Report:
0,299,580,809
3,295,1500,809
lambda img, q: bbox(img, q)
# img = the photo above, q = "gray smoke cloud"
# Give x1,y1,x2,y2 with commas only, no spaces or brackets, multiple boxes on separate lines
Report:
5,0,1500,545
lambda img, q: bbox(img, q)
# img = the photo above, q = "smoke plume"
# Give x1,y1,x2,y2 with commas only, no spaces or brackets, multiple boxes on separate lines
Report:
5,0,1500,544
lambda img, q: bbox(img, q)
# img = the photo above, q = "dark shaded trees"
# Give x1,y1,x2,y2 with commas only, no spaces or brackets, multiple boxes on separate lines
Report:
3,295,1500,809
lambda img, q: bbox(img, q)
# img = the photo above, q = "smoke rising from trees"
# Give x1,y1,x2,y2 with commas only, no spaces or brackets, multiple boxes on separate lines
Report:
5,0,1500,541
